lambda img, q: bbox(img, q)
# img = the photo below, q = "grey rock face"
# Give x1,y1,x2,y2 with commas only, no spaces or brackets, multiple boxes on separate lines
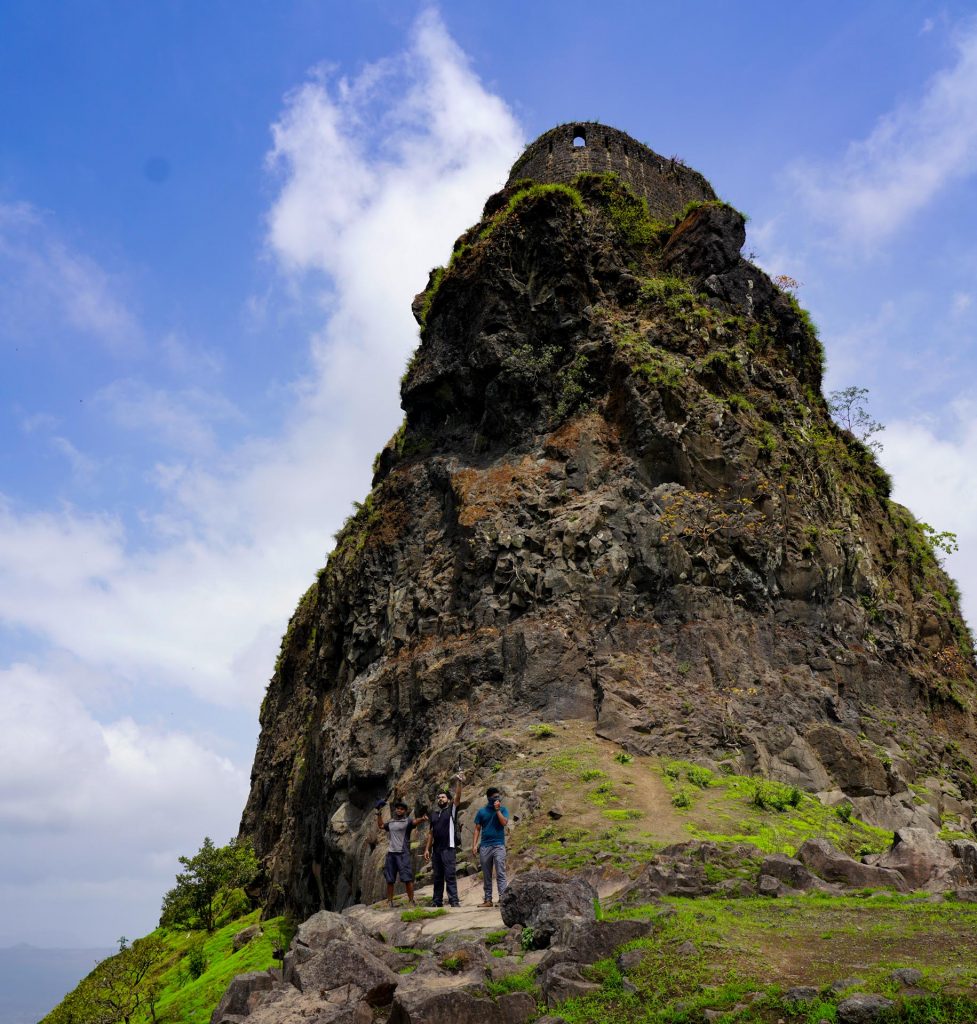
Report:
239,131,977,922
796,839,908,892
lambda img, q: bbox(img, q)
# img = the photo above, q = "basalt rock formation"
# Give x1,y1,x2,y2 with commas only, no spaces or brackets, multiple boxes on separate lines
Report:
240,123,977,920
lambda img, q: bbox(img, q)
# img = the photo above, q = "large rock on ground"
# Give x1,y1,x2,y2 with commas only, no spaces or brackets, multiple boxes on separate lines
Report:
245,986,372,1024
541,963,600,1008
760,853,836,893
290,938,398,1006
836,993,895,1023
876,828,977,890
796,840,908,891
210,972,276,1023
387,988,506,1024
540,918,655,971
499,870,597,947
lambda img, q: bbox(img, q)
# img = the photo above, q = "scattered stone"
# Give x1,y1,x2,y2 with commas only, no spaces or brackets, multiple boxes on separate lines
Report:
541,963,601,1007
829,977,865,995
784,986,819,1004
889,967,922,987
232,925,263,952
836,993,895,1023
616,949,644,972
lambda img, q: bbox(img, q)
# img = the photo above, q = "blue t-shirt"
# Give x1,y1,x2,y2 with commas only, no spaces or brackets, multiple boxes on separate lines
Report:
474,803,509,847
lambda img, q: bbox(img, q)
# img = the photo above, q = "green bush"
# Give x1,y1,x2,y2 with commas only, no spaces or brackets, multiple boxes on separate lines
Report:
672,789,693,809
686,765,714,789
749,779,802,812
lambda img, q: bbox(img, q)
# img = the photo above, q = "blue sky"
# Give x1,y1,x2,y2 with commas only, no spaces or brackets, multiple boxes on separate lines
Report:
2,2,976,948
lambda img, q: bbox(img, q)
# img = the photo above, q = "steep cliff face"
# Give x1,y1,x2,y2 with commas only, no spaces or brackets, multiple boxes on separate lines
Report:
240,128,977,920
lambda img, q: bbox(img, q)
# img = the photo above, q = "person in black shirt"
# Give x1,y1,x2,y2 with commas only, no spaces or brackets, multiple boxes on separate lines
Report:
423,771,464,908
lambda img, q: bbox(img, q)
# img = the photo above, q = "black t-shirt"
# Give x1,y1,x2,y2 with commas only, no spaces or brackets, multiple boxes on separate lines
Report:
429,805,458,849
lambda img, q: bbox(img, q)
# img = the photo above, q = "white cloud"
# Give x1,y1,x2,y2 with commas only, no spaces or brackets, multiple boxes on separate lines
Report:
94,378,242,456
0,663,245,944
0,9,521,944
882,401,977,628
790,20,977,247
0,202,140,354
952,290,973,314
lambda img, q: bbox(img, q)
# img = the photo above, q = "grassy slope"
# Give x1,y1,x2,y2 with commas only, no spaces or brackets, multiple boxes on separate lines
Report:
551,892,977,1023
503,720,892,877
41,909,288,1024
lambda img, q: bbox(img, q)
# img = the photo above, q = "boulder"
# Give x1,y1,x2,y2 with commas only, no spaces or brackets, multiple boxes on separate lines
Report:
756,874,783,897
495,990,537,1023
889,967,922,987
828,977,865,995
232,924,263,951
499,869,597,947
245,986,373,1024
783,986,819,1005
796,839,908,892
836,993,895,1023
210,971,276,1023
760,853,835,892
541,962,601,1007
876,828,977,890
387,988,504,1024
290,938,398,1006
539,918,653,971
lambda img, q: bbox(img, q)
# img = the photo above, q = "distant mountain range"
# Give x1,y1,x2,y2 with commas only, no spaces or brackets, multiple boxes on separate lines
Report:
0,945,112,1024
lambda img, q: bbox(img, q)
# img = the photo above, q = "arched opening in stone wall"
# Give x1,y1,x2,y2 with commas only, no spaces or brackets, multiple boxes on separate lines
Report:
572,127,587,147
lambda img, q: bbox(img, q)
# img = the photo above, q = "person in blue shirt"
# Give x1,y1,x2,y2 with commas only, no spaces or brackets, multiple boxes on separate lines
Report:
471,786,509,907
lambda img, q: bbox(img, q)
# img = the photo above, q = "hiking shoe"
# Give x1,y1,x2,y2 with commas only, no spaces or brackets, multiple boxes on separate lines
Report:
449,902,460,908
479,900,493,908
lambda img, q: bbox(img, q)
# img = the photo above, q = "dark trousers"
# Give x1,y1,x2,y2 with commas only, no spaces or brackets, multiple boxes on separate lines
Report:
431,847,459,906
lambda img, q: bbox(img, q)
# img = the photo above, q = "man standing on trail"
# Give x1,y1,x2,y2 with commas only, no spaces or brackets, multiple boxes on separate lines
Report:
423,771,465,908
376,798,428,908
472,786,509,908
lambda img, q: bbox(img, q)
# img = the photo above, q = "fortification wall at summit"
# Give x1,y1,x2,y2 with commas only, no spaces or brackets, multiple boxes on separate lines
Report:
508,122,717,221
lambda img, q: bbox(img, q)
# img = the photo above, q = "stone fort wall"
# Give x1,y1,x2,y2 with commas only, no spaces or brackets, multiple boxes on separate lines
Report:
508,122,716,221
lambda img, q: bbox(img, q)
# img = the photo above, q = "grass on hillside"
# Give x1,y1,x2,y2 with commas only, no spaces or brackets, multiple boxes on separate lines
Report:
553,892,977,1023
42,908,289,1024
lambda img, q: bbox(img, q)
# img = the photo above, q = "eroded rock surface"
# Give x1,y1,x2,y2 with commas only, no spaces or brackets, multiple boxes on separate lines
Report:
238,123,977,921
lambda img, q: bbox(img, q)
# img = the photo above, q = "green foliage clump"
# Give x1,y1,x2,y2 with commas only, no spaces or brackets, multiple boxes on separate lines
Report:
529,723,556,738
614,331,684,389
672,789,693,809
160,837,258,933
400,907,447,922
486,964,538,997
604,808,643,821
613,752,634,765
415,266,444,329
748,778,802,812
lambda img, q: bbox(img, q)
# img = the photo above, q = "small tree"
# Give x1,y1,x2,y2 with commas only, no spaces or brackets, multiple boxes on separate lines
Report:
160,836,259,932
828,385,884,453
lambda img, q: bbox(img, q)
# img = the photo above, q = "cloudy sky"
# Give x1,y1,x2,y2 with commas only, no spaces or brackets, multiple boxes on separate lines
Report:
1,1,976,948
